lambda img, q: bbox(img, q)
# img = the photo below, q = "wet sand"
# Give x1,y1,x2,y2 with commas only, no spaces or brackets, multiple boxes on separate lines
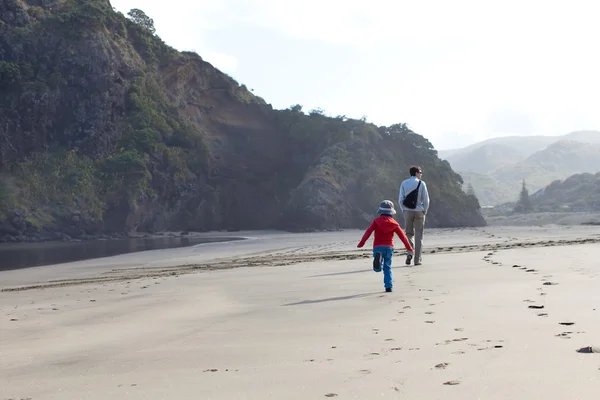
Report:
2,226,600,399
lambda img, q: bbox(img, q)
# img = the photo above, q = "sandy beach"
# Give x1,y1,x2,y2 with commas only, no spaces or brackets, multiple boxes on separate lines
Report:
2,225,600,399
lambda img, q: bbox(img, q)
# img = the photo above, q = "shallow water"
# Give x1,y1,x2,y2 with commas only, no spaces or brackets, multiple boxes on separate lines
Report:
0,235,242,271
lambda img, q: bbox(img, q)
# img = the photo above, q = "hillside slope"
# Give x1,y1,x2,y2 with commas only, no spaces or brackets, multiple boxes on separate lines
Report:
531,172,600,212
0,0,485,242
444,143,526,174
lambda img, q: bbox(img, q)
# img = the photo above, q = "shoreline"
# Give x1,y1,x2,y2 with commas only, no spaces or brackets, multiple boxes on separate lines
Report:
0,228,253,245
2,225,599,292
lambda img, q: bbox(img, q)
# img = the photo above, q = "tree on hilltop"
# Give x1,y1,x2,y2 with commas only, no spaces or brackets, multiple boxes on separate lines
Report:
513,179,533,213
466,183,476,197
127,8,155,34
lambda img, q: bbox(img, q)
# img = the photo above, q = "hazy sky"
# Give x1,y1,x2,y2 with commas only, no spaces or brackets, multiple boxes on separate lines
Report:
111,0,600,150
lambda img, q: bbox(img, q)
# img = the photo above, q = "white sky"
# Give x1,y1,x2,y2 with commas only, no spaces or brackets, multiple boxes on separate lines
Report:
111,0,600,149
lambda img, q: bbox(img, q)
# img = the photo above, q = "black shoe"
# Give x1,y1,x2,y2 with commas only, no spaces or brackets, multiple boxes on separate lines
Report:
385,287,393,293
405,254,412,265
373,252,382,272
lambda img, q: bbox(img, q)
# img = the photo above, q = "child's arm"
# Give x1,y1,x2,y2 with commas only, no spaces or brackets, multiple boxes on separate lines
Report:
395,226,413,252
357,221,376,248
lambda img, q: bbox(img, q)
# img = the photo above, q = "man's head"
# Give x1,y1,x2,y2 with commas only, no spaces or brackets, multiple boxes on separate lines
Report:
409,166,423,177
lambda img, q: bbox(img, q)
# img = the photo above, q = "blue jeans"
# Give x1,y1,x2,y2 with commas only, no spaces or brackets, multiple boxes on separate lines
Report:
373,246,394,289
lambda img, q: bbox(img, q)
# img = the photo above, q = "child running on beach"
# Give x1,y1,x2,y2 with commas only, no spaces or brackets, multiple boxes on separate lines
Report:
357,200,413,293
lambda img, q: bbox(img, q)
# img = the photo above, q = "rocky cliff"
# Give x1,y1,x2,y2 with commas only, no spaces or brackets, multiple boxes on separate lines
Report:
0,0,485,242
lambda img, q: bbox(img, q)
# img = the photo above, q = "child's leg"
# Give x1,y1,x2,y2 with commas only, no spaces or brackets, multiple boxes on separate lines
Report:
382,248,394,289
372,247,383,272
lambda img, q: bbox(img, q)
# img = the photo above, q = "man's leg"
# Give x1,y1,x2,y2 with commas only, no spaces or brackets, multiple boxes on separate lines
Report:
382,248,393,291
403,211,415,247
413,212,426,264
403,211,415,265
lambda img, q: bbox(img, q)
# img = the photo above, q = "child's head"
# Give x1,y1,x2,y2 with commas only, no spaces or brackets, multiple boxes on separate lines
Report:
377,200,396,216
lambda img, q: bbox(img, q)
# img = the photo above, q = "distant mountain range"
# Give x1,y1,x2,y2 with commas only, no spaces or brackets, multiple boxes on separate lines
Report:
438,131,600,206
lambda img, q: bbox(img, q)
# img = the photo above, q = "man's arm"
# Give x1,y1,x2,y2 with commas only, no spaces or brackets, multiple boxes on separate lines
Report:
422,181,430,214
398,182,406,212
394,226,413,252
357,221,376,248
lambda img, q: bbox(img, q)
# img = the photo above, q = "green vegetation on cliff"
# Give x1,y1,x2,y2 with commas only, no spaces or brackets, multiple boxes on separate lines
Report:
530,172,600,212
0,0,485,241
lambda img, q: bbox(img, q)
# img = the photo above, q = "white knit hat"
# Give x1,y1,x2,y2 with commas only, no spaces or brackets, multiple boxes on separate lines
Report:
377,200,396,215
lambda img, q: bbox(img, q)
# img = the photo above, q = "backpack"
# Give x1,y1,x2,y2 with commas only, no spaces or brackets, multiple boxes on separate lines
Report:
402,181,421,209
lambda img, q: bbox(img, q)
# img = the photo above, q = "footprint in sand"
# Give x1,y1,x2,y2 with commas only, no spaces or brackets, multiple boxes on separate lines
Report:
436,337,469,346
324,394,338,398
528,305,544,309
477,342,504,350
559,322,575,326
543,282,558,286
538,313,548,317
443,380,460,386
556,332,573,339
425,321,435,324
576,346,600,353
434,362,449,369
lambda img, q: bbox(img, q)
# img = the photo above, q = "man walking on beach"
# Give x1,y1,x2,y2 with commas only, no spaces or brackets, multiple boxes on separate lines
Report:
399,166,430,266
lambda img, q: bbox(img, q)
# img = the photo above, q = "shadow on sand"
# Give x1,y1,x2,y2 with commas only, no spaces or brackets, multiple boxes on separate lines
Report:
283,292,382,306
308,265,413,278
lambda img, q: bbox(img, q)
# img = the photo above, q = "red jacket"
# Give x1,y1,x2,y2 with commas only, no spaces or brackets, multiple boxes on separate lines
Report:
357,215,413,251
